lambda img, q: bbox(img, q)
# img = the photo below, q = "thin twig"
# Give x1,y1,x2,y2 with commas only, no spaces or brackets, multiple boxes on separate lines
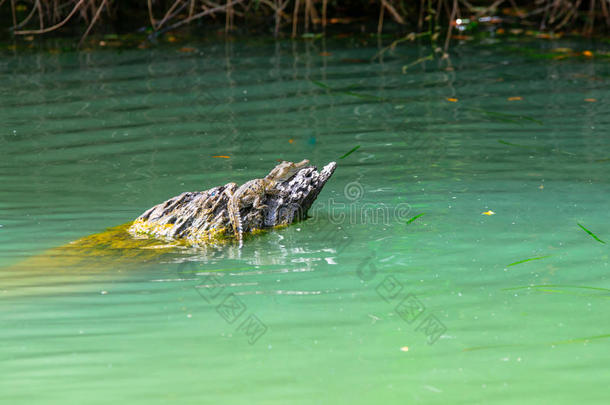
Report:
585,0,596,34
381,0,405,24
309,0,319,25
37,0,43,29
10,0,17,28
417,0,425,31
549,0,563,24
160,1,190,28
304,0,311,32
258,0,291,20
322,0,327,27
147,0,155,28
79,0,108,47
292,0,300,37
444,0,458,51
226,0,233,32
377,0,385,34
14,0,39,29
274,0,290,37
274,0,280,36
555,0,583,30
189,0,195,18
472,0,505,18
161,0,244,33
601,0,610,25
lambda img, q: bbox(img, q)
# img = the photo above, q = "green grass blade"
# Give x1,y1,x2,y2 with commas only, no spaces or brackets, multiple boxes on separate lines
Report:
339,145,360,159
552,334,610,345
311,80,385,101
464,333,610,352
311,80,331,89
468,108,543,125
577,223,606,244
507,255,551,267
503,284,610,293
498,139,543,149
406,213,425,225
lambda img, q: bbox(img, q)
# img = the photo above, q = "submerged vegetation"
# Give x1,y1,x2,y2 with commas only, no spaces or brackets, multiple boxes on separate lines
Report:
2,0,610,47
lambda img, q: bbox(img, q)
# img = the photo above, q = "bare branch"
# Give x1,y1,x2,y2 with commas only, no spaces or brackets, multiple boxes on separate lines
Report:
157,0,186,30
381,0,406,24
15,0,85,35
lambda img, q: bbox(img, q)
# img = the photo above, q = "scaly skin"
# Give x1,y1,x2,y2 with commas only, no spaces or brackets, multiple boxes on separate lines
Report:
227,160,309,245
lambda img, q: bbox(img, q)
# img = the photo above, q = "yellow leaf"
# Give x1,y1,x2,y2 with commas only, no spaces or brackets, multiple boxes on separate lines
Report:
482,210,496,216
446,97,458,102
508,96,522,101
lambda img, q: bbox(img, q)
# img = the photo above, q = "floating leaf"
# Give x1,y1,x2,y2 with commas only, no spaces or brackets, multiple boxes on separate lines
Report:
446,97,458,102
482,210,495,216
212,155,231,159
507,96,523,101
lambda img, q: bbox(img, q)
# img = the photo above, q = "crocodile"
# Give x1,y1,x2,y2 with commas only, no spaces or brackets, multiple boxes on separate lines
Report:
226,159,310,246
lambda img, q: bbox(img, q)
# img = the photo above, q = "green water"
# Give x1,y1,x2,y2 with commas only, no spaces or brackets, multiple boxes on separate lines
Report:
1,38,609,404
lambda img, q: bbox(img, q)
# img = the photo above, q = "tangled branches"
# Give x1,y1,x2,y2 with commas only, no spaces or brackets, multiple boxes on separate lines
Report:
4,0,610,44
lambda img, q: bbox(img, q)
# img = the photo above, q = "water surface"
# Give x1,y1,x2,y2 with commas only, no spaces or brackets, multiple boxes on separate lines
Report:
1,37,609,404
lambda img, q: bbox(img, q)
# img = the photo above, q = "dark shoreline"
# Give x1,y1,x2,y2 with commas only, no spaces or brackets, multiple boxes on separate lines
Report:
1,1,609,49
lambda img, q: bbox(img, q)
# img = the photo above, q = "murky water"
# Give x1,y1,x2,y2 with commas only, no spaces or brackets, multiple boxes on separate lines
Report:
1,37,609,404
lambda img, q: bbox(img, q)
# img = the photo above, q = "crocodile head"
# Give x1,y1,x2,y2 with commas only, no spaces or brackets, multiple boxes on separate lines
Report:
265,159,310,183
